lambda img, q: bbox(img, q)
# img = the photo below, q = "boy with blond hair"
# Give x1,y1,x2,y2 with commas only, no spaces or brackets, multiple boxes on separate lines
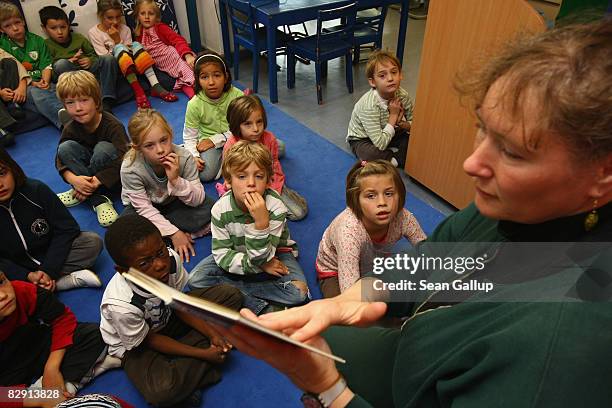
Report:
55,70,129,227
189,141,309,315
346,50,414,168
0,1,64,128
39,5,118,112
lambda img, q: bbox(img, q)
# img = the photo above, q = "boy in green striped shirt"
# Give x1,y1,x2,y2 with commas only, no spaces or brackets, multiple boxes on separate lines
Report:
188,141,309,315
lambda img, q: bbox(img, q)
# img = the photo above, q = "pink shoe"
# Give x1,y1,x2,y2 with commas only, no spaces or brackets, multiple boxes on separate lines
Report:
243,88,253,96
215,182,228,197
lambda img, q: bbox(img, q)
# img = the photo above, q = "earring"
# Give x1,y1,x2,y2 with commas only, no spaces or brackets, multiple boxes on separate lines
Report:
584,199,599,231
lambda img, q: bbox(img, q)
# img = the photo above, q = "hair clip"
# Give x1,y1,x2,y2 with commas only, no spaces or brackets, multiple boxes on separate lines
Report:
195,54,227,73
360,160,367,167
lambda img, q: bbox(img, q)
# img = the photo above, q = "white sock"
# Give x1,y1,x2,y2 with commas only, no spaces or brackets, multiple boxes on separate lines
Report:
145,67,159,87
390,157,399,167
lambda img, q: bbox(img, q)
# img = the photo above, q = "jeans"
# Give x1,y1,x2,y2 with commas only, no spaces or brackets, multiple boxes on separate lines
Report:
188,251,308,314
198,146,223,182
53,55,118,101
23,83,64,129
57,140,118,206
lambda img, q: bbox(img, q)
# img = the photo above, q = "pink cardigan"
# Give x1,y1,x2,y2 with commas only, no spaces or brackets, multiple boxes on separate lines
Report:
135,23,193,58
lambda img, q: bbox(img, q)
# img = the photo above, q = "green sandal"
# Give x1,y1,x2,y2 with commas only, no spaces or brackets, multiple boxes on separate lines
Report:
93,196,118,227
57,189,81,207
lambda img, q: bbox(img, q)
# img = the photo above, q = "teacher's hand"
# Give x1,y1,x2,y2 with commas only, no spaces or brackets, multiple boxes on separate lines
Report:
257,294,387,342
214,308,342,394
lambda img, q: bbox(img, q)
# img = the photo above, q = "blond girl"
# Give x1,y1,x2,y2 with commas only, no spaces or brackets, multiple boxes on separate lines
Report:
120,109,214,262
134,0,196,98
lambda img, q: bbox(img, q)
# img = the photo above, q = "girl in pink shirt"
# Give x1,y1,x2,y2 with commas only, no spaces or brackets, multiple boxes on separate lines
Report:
219,95,308,221
316,160,427,297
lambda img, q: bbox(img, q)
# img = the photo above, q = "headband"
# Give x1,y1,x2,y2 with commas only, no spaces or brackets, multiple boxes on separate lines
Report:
195,54,228,73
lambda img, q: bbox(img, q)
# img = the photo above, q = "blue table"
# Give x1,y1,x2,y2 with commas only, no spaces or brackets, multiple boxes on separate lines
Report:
217,0,409,103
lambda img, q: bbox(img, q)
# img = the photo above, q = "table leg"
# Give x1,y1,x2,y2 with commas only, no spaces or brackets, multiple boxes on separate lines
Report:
266,24,278,103
185,0,201,52
219,0,233,66
396,1,409,63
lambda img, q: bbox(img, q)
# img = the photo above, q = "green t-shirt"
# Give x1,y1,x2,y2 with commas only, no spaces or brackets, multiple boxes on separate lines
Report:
0,32,52,81
45,32,98,64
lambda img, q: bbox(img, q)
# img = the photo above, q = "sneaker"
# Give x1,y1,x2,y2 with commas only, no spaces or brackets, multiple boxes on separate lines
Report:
215,182,228,197
56,269,102,291
408,3,428,19
58,108,72,127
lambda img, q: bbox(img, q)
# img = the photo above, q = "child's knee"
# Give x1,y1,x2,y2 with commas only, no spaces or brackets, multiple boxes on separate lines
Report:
291,280,309,299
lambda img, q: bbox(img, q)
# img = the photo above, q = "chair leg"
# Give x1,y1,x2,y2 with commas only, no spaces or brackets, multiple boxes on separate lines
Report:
287,52,295,89
353,45,360,64
252,51,259,93
346,53,354,94
233,43,240,80
321,61,328,78
315,61,323,104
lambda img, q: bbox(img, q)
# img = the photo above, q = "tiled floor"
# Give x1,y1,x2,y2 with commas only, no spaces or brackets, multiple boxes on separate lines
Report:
226,1,558,215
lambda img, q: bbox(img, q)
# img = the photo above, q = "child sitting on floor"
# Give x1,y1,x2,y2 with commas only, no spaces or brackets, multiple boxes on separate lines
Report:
188,141,309,315
0,1,65,129
133,0,195,98
88,0,177,109
101,214,243,407
183,52,244,182
0,148,103,291
121,109,215,262
55,70,128,228
39,5,118,112
346,50,414,168
0,270,116,401
0,48,28,146
219,95,308,221
316,160,426,297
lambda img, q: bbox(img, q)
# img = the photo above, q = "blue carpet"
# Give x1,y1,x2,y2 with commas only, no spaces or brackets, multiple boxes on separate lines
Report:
6,88,446,407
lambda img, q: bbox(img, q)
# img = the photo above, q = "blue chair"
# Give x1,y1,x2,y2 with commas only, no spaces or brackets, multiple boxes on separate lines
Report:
286,2,357,104
227,0,291,93
324,6,388,64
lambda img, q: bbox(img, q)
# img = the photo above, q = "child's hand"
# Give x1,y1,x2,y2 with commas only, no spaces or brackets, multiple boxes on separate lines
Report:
72,175,97,196
78,56,92,69
0,88,13,102
388,98,402,121
211,335,233,352
199,345,228,364
261,257,289,277
108,25,121,44
27,270,56,292
195,157,205,172
32,78,50,90
171,230,195,263
69,48,83,63
161,152,180,182
244,191,269,229
13,82,26,103
197,138,215,153
43,367,72,398
184,53,195,69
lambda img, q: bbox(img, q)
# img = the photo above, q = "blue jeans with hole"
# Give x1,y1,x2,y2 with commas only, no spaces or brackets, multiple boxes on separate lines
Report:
53,55,118,102
56,140,118,206
188,251,308,314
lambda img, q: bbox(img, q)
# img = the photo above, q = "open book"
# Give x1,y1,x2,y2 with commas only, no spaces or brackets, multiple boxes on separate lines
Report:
123,268,345,363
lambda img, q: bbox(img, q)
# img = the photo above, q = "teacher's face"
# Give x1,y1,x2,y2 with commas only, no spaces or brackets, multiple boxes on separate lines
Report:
463,77,599,224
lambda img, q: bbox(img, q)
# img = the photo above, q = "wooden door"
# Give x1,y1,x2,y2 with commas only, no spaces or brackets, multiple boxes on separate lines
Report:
405,0,546,208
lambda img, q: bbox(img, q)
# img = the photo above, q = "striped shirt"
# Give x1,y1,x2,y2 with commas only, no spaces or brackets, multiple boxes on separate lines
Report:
346,87,414,150
211,189,297,275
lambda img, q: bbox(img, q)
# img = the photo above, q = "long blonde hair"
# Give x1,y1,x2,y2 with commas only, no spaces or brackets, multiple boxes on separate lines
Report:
133,0,161,36
126,109,173,164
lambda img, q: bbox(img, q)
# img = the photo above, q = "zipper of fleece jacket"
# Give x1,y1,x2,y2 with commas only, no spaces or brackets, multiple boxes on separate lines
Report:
5,199,42,267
